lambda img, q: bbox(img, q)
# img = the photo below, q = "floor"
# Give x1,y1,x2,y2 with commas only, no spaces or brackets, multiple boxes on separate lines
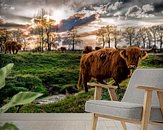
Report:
0,113,126,130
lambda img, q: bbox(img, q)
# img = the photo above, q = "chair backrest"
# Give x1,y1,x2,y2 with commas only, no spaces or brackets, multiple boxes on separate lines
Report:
122,68,163,107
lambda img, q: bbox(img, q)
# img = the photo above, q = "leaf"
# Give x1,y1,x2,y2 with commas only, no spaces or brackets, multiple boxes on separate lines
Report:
0,123,19,130
0,63,14,89
0,92,43,113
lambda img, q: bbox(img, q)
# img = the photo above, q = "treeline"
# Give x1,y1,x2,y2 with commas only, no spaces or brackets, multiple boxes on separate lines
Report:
96,25,163,52
1,22,163,53
0,25,81,53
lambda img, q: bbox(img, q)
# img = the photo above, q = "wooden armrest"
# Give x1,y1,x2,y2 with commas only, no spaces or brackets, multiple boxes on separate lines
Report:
87,82,118,89
137,86,163,92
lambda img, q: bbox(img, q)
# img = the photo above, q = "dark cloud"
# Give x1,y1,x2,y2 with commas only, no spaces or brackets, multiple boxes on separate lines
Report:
0,0,163,25
154,2,163,12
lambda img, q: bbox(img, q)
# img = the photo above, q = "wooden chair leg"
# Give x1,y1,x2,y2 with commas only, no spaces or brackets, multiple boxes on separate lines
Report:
141,90,152,130
108,88,118,101
157,91,163,115
121,121,127,130
92,113,98,130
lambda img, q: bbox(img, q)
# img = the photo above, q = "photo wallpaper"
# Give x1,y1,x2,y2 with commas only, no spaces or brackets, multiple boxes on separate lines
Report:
0,0,163,113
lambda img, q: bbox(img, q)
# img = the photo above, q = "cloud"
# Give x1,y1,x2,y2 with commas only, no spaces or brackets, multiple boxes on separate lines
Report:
0,16,5,23
107,2,123,11
125,5,142,17
0,0,76,24
125,4,155,18
113,11,123,17
142,4,154,13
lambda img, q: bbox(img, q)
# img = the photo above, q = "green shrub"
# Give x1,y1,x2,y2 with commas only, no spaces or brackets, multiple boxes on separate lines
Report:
0,75,47,104
140,55,163,68
8,89,94,113
38,69,79,85
0,52,80,95
15,75,47,95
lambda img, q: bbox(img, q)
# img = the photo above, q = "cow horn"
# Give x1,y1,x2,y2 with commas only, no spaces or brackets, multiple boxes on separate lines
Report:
140,48,152,52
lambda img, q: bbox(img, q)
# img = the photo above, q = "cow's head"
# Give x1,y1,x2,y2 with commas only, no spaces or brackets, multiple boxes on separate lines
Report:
120,47,147,69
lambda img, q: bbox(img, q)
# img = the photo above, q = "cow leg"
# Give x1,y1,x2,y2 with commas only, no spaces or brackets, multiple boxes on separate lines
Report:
84,80,88,92
82,74,90,92
12,49,15,54
82,70,91,92
112,76,121,88
77,72,83,90
112,80,121,92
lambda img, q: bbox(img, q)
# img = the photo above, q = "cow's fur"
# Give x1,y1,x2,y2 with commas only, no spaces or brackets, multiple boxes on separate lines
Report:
5,41,22,54
78,47,147,92
82,46,93,54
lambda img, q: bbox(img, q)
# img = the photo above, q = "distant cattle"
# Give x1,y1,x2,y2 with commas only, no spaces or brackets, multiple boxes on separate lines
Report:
82,46,93,54
5,41,22,54
32,46,41,52
78,46,147,92
95,46,102,51
58,47,66,53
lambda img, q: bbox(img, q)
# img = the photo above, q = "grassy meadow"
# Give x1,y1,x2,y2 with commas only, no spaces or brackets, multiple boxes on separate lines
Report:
0,52,163,113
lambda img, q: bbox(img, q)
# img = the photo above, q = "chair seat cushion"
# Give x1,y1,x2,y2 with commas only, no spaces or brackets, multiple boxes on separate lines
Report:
85,100,163,122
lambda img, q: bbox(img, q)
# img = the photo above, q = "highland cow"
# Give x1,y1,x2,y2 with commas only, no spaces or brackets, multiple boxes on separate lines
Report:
78,46,147,92
5,41,22,54
82,46,93,54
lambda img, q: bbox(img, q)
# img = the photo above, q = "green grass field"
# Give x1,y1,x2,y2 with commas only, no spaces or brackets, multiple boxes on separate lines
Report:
0,52,163,113
0,52,80,100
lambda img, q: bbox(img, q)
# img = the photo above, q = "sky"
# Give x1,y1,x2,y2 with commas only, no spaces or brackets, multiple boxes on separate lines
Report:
0,0,163,25
0,0,163,48
0,0,106,24
0,0,77,24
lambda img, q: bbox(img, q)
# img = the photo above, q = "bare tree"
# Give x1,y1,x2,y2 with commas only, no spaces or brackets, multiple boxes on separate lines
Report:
123,27,136,46
105,25,113,48
33,8,49,52
136,27,147,48
112,26,121,48
150,26,158,47
96,27,106,48
145,28,152,49
62,37,72,49
49,33,61,50
67,29,79,51
135,32,142,47
44,19,57,51
0,29,11,52
157,26,163,51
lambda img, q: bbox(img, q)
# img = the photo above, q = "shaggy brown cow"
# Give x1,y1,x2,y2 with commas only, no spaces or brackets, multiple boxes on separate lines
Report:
95,46,102,50
82,46,93,54
5,41,22,54
78,46,147,92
